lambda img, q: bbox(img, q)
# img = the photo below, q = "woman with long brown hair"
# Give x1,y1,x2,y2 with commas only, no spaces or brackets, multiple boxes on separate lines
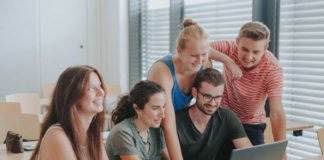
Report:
31,65,108,160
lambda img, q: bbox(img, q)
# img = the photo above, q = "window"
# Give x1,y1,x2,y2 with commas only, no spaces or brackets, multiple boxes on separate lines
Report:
279,0,324,158
141,0,170,79
184,0,252,70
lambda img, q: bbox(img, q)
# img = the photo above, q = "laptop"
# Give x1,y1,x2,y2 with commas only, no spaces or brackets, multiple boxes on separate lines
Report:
230,140,288,160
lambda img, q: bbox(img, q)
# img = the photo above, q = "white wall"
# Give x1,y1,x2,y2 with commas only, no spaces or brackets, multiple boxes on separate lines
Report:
102,0,129,92
0,0,129,100
0,0,41,100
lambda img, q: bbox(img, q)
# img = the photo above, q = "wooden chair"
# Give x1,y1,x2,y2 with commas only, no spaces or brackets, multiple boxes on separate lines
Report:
318,128,324,155
0,113,41,141
264,117,274,143
41,83,56,98
5,93,41,115
0,102,22,114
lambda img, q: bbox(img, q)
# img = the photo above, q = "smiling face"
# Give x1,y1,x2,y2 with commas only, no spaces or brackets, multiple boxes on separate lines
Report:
177,38,209,72
136,92,166,128
78,72,105,116
237,37,268,69
192,82,224,115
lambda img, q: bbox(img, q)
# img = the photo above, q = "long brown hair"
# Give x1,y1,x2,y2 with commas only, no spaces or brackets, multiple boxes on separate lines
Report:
31,65,107,160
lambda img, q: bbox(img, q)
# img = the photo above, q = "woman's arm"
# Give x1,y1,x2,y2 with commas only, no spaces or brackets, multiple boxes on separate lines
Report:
101,140,109,160
161,148,170,160
120,155,141,160
148,62,183,160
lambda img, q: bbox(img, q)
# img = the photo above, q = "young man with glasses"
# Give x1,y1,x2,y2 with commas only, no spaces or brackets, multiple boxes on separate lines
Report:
176,68,252,160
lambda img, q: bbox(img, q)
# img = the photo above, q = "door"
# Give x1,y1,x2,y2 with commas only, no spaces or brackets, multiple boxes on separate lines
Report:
40,0,87,83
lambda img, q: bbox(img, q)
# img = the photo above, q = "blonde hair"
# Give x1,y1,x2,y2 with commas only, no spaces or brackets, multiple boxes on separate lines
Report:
239,21,270,42
177,18,209,49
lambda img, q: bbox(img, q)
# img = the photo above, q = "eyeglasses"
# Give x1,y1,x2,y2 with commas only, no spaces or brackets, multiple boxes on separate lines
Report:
197,90,222,104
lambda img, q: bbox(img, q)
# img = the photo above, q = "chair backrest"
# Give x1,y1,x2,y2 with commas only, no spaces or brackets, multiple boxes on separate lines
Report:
264,117,274,143
106,84,121,96
0,102,22,114
317,128,324,155
5,93,41,115
0,113,41,141
42,83,56,98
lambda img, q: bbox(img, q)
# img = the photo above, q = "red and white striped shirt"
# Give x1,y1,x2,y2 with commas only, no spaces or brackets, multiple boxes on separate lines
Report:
210,40,283,124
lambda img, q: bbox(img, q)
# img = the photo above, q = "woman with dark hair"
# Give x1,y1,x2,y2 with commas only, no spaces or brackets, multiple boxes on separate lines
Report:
106,80,169,160
31,65,108,160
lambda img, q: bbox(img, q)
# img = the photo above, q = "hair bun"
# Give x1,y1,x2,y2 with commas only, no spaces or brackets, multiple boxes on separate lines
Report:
182,18,197,28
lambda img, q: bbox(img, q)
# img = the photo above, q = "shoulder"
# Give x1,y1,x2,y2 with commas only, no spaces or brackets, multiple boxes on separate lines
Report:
110,119,134,136
39,126,77,160
176,108,188,118
217,108,238,119
148,60,174,91
264,51,282,69
175,108,189,125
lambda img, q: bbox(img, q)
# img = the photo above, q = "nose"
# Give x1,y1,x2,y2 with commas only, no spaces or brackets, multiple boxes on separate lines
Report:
97,87,104,96
245,52,254,61
159,107,165,119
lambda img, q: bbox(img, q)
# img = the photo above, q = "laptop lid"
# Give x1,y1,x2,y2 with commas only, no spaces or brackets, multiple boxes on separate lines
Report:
230,140,288,160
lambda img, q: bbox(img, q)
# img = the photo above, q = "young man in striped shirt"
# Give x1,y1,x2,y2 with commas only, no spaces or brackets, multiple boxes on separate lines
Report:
209,21,286,146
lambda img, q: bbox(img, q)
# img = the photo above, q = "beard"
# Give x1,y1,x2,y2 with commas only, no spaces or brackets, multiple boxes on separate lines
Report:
196,102,218,116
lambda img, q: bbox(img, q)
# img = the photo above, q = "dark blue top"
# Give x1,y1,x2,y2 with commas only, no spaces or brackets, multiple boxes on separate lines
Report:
159,55,201,112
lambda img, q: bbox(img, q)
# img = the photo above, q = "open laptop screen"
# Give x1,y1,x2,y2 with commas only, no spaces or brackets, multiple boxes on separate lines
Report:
230,140,288,160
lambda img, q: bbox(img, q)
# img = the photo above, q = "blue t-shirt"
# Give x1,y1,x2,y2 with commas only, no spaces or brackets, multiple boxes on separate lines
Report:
159,55,202,111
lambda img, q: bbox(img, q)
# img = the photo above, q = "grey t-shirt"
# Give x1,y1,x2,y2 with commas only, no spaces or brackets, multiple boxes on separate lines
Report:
176,107,247,160
106,118,166,160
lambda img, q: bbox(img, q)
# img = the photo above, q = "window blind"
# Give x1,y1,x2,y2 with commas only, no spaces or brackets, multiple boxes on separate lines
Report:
279,0,324,159
141,0,169,79
184,0,253,70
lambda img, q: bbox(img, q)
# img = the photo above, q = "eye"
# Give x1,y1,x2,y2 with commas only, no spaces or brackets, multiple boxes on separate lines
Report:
204,94,212,99
152,107,160,110
191,54,199,58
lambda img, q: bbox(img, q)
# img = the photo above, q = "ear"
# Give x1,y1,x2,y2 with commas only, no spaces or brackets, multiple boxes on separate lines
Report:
133,104,140,113
177,46,182,56
192,87,198,97
264,43,269,50
236,37,240,44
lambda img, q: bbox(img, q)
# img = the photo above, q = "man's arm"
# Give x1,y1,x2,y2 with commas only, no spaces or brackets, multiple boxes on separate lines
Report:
208,46,242,80
232,137,252,148
269,96,286,141
269,95,287,160
148,62,183,160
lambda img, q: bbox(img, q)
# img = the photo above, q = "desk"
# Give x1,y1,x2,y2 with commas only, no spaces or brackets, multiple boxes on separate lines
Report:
286,120,314,136
302,155,324,160
0,141,36,160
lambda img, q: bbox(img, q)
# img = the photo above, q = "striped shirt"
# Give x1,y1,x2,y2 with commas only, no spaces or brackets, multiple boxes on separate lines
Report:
210,40,283,124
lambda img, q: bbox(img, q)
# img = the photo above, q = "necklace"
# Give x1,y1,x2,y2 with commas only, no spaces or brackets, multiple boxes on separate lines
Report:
133,119,150,145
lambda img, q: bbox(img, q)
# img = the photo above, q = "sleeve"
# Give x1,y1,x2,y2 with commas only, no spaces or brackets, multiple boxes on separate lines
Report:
209,40,236,57
267,66,283,97
109,129,139,156
226,110,247,140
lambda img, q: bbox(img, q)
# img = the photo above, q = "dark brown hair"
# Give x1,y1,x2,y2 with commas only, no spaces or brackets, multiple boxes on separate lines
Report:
31,65,107,160
111,80,164,124
193,68,224,89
